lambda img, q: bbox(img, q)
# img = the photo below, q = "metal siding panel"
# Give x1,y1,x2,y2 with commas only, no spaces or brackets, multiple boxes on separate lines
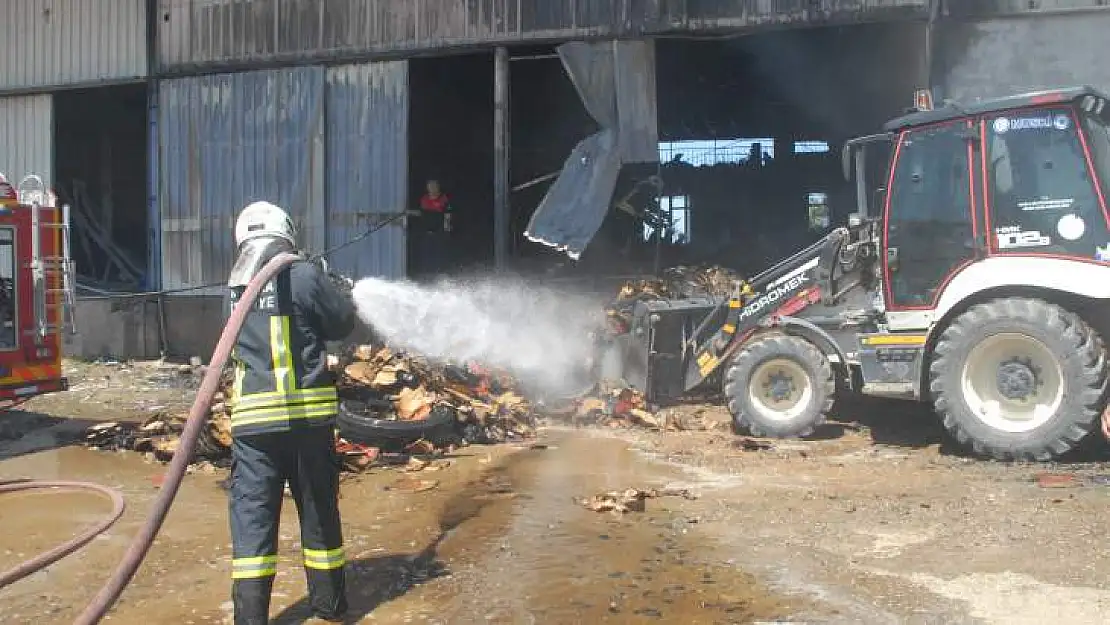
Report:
157,67,325,291
325,61,408,280
156,0,928,70
0,95,53,185
0,0,147,92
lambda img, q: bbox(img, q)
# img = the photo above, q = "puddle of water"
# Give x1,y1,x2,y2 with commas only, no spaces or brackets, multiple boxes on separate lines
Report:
426,434,795,624
0,432,798,624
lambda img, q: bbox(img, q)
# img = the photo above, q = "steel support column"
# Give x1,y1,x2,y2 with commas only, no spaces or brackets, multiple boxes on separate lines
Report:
493,46,510,270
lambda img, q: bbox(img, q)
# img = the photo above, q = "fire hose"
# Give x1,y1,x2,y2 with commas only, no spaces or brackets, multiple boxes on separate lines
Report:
0,252,300,624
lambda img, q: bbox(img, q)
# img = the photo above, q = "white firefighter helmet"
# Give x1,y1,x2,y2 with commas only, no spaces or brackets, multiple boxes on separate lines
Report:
228,201,297,288
234,201,296,248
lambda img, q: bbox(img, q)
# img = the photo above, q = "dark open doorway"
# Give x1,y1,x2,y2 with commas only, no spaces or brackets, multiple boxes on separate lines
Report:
408,53,495,278
53,83,149,291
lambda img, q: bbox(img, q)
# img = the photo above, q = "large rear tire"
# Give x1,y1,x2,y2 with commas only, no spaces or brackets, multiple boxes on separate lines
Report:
724,333,836,438
929,298,1108,461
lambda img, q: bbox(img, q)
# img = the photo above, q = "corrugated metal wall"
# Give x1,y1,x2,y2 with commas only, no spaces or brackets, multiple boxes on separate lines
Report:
157,67,326,290
157,62,409,289
0,0,147,92
155,0,930,71
325,62,408,280
0,95,53,184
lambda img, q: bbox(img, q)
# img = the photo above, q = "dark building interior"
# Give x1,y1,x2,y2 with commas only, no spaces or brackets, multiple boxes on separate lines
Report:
630,21,925,278
408,53,496,277
54,84,150,291
406,22,924,280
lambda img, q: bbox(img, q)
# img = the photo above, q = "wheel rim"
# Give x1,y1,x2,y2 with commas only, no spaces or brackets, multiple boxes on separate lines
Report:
748,358,813,422
960,333,1065,434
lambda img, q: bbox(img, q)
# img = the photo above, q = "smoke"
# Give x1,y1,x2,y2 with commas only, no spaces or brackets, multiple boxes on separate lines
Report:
350,275,605,395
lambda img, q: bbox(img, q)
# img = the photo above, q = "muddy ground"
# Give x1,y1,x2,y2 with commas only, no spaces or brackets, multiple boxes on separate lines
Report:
3,361,1110,624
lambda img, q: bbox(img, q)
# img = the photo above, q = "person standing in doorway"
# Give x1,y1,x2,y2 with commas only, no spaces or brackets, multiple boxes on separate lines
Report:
414,179,454,276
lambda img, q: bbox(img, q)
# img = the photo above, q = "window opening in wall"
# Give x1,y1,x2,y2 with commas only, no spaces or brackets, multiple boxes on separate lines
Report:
643,195,692,244
659,138,775,167
794,140,831,154
0,227,16,350
807,192,830,230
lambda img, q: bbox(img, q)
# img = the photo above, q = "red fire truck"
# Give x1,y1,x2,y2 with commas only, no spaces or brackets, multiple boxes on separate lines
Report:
0,172,74,407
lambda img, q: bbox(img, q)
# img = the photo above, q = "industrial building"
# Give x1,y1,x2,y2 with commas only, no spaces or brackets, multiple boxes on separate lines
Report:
0,0,1107,358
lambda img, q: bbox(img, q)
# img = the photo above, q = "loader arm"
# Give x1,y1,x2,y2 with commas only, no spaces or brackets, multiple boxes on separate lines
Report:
681,224,875,392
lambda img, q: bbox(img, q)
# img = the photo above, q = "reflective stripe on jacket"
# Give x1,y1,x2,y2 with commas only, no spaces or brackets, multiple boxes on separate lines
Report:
226,257,356,436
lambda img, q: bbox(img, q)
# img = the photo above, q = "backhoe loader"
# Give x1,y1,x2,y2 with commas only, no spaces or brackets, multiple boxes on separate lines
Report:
602,86,1110,461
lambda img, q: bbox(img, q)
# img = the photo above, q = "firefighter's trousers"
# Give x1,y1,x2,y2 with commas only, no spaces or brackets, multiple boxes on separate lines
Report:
229,424,347,624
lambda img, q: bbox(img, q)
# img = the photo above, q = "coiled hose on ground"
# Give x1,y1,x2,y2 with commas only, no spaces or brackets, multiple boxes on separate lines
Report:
0,252,299,625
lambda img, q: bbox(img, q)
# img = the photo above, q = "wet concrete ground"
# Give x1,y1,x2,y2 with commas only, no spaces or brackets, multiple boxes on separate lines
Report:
0,424,793,624
6,362,1110,624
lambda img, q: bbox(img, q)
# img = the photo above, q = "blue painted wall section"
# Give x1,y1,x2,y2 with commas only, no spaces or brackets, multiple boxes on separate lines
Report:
156,62,409,290
325,61,409,280
157,67,326,290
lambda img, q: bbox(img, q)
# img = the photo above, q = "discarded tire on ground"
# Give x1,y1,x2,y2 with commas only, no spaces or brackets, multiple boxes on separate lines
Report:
337,401,458,450
724,333,835,438
928,297,1108,462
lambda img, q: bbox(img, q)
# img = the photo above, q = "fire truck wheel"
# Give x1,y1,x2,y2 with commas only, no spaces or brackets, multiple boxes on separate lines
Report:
725,333,836,438
929,298,1108,462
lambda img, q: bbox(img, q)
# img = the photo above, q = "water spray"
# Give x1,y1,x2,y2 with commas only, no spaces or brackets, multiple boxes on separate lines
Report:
351,275,605,398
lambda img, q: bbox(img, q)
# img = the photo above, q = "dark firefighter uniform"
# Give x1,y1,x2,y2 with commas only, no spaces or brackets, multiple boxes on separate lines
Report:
226,258,356,624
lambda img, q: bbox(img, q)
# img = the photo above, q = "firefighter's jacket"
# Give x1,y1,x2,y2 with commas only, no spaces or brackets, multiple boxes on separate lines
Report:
226,258,356,437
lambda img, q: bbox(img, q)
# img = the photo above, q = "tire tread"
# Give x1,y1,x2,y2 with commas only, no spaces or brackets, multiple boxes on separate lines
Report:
929,298,1106,461
725,333,836,438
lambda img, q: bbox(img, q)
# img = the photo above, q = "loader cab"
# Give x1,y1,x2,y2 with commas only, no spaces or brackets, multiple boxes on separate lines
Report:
845,86,1110,311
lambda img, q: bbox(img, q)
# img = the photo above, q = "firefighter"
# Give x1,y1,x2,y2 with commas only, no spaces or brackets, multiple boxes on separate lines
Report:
225,201,357,624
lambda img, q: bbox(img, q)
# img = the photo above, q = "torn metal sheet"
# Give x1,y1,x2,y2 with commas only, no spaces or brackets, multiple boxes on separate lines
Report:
559,41,618,128
525,39,658,258
524,129,622,260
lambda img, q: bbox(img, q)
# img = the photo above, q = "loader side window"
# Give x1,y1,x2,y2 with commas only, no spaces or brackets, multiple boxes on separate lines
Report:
1080,113,1110,250
0,228,16,350
885,122,974,308
985,107,1108,258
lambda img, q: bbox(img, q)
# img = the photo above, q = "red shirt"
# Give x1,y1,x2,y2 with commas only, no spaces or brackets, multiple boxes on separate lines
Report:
418,193,452,233
420,193,450,213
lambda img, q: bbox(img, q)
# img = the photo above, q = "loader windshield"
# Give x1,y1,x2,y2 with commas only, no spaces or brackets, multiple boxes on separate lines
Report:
984,106,1110,258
